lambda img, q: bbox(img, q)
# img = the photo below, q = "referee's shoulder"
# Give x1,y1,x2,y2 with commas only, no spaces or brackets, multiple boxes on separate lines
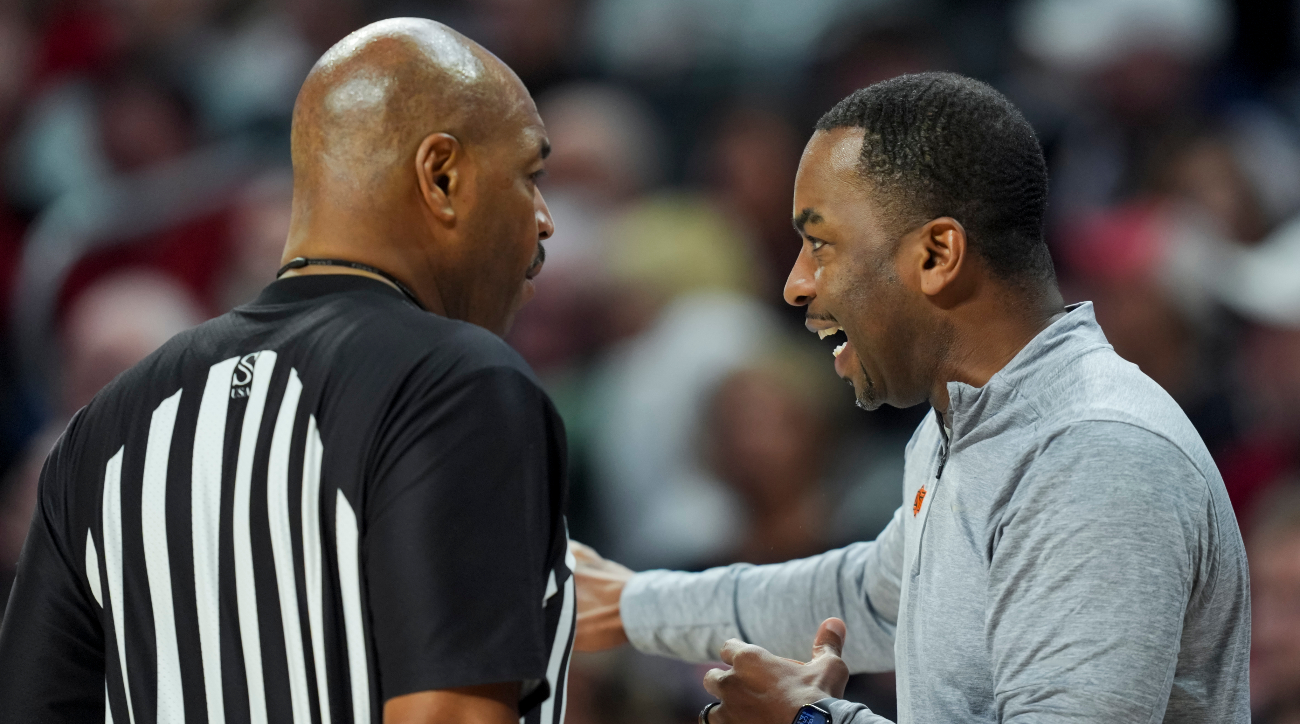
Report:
356,304,541,386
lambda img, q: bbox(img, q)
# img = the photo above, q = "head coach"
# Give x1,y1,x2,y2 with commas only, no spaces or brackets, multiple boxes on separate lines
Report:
571,72,1250,724
0,18,574,724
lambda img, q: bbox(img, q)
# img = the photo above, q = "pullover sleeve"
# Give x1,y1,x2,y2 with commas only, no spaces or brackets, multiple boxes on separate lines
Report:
816,697,895,723
621,505,906,672
987,421,1210,721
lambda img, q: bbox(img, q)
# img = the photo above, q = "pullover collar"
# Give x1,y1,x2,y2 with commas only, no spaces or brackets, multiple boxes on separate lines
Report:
943,302,1111,448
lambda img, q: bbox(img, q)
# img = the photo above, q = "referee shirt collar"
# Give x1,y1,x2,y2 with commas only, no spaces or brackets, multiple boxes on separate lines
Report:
253,274,409,307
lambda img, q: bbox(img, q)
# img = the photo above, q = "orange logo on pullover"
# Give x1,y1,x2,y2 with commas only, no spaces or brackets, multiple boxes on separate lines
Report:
913,486,927,516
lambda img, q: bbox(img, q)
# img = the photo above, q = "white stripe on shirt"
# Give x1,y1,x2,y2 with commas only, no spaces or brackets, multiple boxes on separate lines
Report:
103,446,136,724
336,490,369,724
233,351,278,724
142,389,184,723
302,415,331,724
268,369,311,723
192,356,239,724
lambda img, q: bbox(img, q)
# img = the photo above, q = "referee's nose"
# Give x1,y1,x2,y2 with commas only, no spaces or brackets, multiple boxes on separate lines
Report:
535,185,554,241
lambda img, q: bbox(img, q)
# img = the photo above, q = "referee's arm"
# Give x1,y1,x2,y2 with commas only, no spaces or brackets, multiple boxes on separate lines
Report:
385,682,520,723
0,429,105,723
366,365,559,720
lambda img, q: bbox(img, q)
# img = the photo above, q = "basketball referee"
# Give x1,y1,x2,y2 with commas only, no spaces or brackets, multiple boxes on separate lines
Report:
0,19,573,724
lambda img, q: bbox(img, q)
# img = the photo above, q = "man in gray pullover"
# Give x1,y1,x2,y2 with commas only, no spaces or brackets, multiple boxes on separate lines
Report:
570,73,1250,723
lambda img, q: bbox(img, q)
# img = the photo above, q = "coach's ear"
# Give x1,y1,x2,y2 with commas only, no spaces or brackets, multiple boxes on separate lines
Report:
416,133,464,224
913,216,973,308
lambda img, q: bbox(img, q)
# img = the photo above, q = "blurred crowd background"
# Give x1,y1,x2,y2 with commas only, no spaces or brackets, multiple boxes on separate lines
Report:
0,0,1298,721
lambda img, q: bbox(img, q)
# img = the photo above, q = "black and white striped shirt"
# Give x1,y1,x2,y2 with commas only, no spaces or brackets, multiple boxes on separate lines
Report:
0,275,574,724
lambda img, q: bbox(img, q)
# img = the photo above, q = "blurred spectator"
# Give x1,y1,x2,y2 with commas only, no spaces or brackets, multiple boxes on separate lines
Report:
1218,324,1300,516
97,63,197,173
586,291,776,569
186,10,315,135
507,83,669,377
28,1,127,85
467,0,584,94
1215,212,1300,328
0,11,33,139
59,269,206,419
1014,0,1232,222
811,21,951,113
217,168,293,310
1016,0,1229,79
700,351,839,566
696,104,804,306
539,83,668,208
281,0,365,53
4,78,111,210
1248,482,1300,723
583,0,913,83
0,269,204,603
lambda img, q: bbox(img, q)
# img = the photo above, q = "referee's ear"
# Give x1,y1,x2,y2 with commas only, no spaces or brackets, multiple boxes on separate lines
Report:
416,132,463,224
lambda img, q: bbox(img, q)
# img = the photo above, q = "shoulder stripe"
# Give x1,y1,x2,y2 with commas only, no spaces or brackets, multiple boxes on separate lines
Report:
301,416,331,724
102,446,136,724
336,490,370,724
268,369,311,723
233,351,278,724
193,356,239,724
142,388,185,723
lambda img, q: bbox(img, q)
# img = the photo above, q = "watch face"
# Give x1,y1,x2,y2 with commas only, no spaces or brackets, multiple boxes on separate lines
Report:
794,705,831,724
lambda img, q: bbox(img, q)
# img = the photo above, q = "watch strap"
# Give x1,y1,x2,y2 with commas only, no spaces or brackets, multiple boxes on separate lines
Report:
792,702,833,724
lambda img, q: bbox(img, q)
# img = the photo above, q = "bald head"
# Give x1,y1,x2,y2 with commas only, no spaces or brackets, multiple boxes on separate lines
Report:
291,18,528,196
282,18,554,338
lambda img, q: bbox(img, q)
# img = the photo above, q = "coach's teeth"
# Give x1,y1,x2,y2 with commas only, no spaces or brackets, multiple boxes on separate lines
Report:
833,342,847,358
817,326,841,339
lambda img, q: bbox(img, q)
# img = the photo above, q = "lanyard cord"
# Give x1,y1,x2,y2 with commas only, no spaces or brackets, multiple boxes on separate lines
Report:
276,257,426,311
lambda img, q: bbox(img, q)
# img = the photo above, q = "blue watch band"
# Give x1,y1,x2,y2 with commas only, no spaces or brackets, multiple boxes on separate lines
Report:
793,702,833,724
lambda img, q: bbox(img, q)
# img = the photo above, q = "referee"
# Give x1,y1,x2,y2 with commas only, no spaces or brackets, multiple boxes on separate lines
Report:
0,19,572,724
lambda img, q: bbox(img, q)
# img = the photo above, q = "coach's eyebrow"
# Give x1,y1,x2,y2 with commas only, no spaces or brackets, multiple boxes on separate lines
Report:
793,207,824,235
539,139,551,160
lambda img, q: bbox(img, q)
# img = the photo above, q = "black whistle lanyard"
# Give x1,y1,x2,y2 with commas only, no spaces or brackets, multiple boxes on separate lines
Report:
276,257,426,311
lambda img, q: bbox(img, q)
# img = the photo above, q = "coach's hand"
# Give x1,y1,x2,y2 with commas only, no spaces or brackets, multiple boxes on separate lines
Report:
702,618,849,724
570,540,633,651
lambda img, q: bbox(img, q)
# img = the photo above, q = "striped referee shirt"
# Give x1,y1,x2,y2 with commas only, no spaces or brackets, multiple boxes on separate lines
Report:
0,275,575,724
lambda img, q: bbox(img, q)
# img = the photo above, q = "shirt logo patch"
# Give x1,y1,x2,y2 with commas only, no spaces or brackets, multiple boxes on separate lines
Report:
230,353,258,399
913,486,927,516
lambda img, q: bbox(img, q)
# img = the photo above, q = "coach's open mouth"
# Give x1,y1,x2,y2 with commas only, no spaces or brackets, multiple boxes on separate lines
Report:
806,320,855,375
806,321,857,382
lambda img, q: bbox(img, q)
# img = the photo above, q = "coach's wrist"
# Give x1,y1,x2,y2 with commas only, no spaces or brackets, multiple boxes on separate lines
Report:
570,541,632,651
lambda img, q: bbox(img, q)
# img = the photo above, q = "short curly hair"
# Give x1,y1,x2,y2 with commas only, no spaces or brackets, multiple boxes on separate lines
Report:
816,72,1054,284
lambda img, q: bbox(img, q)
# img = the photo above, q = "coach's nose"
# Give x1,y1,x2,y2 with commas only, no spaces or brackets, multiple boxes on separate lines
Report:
784,245,816,307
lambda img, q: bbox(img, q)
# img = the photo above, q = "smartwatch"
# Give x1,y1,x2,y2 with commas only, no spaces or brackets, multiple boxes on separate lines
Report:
792,703,833,724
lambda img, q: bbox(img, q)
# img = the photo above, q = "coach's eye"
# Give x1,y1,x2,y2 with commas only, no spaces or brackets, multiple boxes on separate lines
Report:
530,169,547,184
810,238,826,252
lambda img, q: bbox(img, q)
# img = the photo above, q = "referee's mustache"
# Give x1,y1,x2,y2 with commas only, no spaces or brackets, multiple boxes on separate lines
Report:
526,243,546,280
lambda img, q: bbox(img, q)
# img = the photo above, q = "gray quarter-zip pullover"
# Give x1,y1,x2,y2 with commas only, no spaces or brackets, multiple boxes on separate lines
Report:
620,302,1250,722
